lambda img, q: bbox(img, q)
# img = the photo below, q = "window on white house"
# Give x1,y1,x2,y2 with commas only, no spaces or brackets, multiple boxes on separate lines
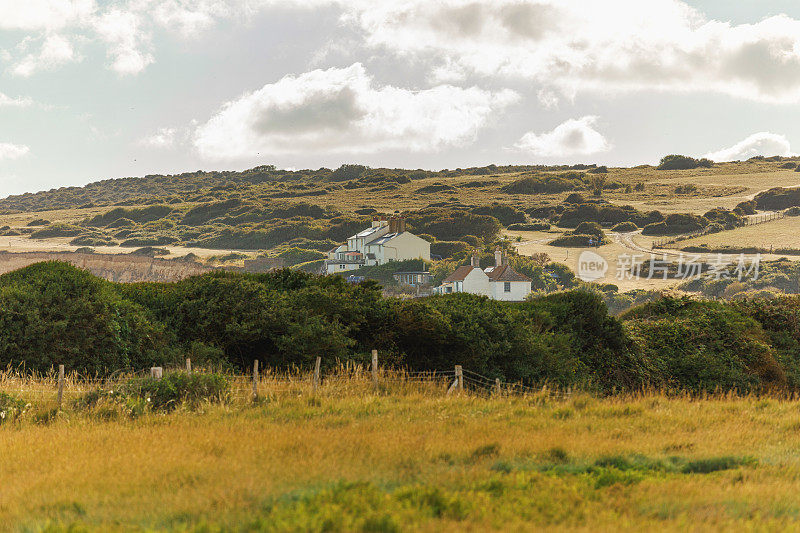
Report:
504,282,511,292
446,286,452,293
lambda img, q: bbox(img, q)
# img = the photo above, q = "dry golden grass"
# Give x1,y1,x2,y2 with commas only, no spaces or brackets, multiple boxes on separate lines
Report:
670,215,800,252
1,369,800,531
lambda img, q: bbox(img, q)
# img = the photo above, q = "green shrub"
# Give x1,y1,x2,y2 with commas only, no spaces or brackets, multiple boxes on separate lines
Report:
406,209,501,243
573,221,604,239
611,221,638,232
0,262,173,374
641,214,709,235
276,247,326,266
657,155,713,170
470,203,526,226
507,222,551,231
431,241,471,259
329,164,368,182
86,205,172,227
674,184,698,194
0,392,26,424
735,200,757,215
704,208,744,229
564,193,585,204
70,235,118,246
501,173,586,194
123,372,229,411
30,223,83,238
754,187,800,210
622,297,785,393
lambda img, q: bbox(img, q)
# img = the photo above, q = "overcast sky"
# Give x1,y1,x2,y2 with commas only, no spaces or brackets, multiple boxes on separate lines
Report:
1,0,800,196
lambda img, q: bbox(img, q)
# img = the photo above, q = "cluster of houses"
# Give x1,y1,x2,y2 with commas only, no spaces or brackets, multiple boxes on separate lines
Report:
325,217,532,301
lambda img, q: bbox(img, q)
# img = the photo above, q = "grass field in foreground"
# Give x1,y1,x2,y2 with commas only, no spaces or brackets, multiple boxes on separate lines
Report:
3,377,800,532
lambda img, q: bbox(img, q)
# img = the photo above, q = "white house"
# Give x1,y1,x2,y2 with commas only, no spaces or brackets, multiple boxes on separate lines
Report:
325,216,431,274
435,250,532,301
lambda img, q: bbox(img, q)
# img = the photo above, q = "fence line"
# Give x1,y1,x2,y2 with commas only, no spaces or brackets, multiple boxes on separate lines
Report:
0,352,573,407
653,210,786,250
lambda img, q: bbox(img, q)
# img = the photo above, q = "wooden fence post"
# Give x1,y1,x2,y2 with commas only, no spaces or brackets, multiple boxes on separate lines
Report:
313,356,321,394
455,365,463,392
252,360,259,401
371,349,378,387
57,364,64,408
495,378,501,396
186,358,192,374
150,367,163,380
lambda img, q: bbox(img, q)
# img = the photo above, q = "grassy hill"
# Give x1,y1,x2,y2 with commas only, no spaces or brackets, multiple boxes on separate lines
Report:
0,157,798,299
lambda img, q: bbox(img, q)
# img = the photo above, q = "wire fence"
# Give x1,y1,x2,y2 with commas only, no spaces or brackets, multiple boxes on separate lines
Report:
0,359,572,407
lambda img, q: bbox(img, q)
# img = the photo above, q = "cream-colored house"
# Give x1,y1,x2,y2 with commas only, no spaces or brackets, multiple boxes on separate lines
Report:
325,216,431,274
435,250,532,301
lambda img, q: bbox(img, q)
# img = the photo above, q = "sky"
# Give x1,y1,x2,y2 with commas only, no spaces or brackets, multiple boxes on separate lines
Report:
1,1,800,196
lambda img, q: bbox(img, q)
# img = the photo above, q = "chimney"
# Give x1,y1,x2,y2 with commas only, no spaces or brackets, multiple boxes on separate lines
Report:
372,216,380,228
398,216,406,233
379,216,388,227
471,254,480,268
389,217,398,233
494,249,503,267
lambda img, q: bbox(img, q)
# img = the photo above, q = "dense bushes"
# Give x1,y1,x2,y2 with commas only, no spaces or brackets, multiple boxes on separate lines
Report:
124,372,228,410
611,221,638,232
10,262,800,395
557,203,662,228
550,221,606,247
642,213,709,235
754,187,800,210
406,209,501,243
500,173,587,194
431,241,472,259
507,222,551,231
470,203,526,226
622,298,785,392
657,155,713,170
0,262,171,374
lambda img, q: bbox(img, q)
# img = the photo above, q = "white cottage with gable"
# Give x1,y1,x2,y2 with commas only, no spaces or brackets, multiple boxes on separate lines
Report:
435,250,532,301
325,216,430,274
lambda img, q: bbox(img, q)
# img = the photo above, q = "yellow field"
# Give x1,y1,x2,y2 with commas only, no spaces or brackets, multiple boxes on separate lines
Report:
671,216,800,252
507,229,682,291
2,372,800,531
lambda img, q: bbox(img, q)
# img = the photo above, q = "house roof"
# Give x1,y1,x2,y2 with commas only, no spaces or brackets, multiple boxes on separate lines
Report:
442,265,477,282
366,232,400,246
349,225,387,240
485,264,532,282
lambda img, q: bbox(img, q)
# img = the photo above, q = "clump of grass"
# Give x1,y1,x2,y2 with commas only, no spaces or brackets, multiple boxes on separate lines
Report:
0,392,27,424
468,443,500,462
681,456,756,474
123,372,229,411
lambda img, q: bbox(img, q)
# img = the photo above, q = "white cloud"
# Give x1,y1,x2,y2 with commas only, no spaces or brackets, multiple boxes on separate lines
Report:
0,93,33,107
333,0,800,104
140,127,179,147
0,143,30,160
194,63,518,159
704,132,794,162
0,0,95,31
93,9,153,75
514,116,611,157
11,34,76,77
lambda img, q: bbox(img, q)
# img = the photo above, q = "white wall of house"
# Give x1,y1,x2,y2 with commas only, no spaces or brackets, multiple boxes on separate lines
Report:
489,280,531,301
325,262,363,274
462,268,492,297
365,232,431,263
